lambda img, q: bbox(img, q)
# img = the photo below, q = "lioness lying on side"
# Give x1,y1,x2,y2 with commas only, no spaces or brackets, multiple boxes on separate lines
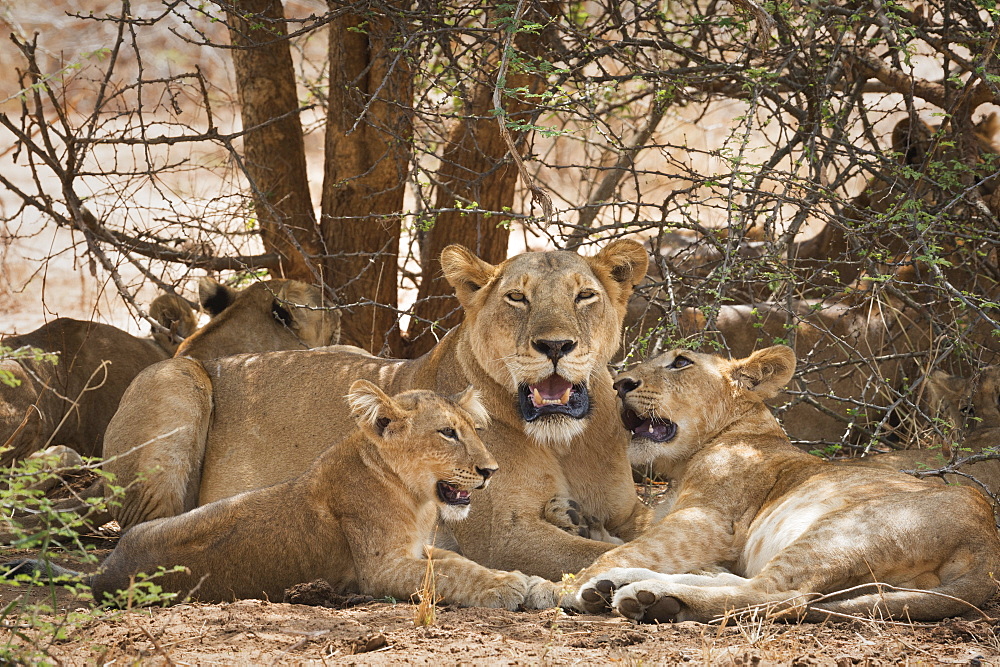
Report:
533,346,1000,622
6,382,546,609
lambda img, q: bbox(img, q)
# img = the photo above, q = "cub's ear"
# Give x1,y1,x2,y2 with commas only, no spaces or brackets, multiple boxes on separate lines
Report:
451,385,490,428
730,345,796,399
347,380,405,437
198,277,240,317
978,111,1000,141
587,239,649,306
441,245,498,309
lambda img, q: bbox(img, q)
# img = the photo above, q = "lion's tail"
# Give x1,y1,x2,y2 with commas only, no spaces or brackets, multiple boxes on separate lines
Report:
1,558,90,587
805,576,995,622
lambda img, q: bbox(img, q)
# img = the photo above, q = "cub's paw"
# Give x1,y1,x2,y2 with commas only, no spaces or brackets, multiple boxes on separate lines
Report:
614,581,684,623
544,497,590,537
575,567,664,614
479,571,532,611
523,576,561,610
543,497,623,544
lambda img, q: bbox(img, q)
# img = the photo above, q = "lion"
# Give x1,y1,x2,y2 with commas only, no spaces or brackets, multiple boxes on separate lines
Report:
528,345,1000,622
102,241,652,580
5,382,549,609
0,293,197,465
1,279,338,539
852,365,1000,501
175,277,340,358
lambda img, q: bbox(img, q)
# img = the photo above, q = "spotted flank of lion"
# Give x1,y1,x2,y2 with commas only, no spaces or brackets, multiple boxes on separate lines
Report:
5,382,550,609
529,346,1000,622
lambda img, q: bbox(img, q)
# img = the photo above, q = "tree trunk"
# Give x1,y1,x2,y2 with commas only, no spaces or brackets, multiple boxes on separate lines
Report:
226,0,321,282
321,3,413,354
404,7,555,356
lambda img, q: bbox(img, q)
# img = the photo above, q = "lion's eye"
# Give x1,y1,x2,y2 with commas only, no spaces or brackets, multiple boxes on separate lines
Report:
576,289,597,302
506,292,528,304
439,427,458,439
671,356,693,369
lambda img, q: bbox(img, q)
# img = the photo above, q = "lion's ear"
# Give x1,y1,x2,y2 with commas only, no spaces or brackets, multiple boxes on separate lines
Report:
149,293,198,340
198,277,240,317
921,370,967,428
588,239,649,306
270,281,342,347
451,385,490,427
441,245,498,308
892,117,933,166
978,112,1000,141
347,380,404,437
730,345,795,399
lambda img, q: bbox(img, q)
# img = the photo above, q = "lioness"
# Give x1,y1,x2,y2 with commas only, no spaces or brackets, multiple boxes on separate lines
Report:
532,346,1000,622
175,277,340,358
0,293,196,465
7,382,547,609
854,366,1000,500
103,241,652,579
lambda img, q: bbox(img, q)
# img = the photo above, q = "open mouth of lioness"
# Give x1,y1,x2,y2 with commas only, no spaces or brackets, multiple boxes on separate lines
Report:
436,481,471,506
621,406,678,443
518,374,590,422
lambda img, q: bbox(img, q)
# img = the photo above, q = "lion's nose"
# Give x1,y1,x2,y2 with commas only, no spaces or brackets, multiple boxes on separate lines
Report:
532,339,577,361
476,466,497,480
614,377,641,398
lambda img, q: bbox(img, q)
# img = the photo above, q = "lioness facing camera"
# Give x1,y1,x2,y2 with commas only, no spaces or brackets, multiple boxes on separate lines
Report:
7,382,547,609
531,346,1000,622
104,241,652,580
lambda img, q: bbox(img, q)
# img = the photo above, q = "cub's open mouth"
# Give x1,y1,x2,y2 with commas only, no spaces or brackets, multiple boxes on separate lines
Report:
437,481,471,506
621,407,677,443
518,374,590,422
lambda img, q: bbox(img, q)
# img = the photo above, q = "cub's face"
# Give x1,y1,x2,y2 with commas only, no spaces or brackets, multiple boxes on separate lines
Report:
441,241,648,447
614,346,796,466
348,383,498,522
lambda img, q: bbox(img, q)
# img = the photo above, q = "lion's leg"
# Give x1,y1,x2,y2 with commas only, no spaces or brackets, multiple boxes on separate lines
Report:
103,358,213,531
574,568,748,614
611,579,814,623
358,552,535,611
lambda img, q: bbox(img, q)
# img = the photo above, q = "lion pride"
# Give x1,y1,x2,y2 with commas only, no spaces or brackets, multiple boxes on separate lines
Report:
103,240,652,580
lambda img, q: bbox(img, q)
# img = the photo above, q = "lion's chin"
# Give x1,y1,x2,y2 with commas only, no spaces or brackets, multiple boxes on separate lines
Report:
438,503,471,522
523,415,588,450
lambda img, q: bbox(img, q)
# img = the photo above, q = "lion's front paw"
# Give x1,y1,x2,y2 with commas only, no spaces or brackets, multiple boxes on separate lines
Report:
544,497,590,537
522,576,561,609
613,581,684,623
478,571,532,611
543,497,622,544
574,567,664,614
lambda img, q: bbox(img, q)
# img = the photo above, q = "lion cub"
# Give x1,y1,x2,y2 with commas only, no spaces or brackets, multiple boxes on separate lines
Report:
8,382,545,609
542,346,1000,622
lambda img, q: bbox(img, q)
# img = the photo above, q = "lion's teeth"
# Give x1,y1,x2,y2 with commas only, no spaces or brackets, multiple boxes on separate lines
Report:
532,387,545,407
559,386,571,404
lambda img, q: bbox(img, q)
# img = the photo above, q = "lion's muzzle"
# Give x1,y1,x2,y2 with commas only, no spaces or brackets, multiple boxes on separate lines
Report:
437,481,472,506
519,374,590,422
621,407,677,443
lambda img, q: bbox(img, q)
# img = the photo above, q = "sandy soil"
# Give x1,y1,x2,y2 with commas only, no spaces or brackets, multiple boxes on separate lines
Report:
1,536,998,665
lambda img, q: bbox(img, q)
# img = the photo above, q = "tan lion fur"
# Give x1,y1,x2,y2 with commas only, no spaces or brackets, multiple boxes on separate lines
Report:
175,277,340,359
528,346,1000,622
102,241,652,580
84,384,544,608
852,366,1000,500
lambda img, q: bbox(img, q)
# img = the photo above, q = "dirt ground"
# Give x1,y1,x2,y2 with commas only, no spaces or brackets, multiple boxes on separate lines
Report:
0,537,998,666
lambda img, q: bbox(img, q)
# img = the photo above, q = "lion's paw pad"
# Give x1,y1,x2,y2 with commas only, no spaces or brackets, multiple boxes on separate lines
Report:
615,587,682,623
